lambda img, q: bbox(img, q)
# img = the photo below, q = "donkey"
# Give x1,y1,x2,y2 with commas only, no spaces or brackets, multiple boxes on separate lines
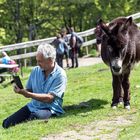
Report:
98,17,140,109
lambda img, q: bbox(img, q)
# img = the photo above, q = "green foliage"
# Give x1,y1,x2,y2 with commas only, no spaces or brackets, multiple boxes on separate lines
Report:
0,63,140,139
0,0,139,45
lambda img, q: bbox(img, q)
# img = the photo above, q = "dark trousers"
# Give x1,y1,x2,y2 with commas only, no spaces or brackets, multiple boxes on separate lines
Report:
71,52,78,67
2,105,34,128
56,54,64,68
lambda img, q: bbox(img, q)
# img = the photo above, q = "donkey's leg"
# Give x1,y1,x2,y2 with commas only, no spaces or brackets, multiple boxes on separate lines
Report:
122,73,130,109
119,86,124,104
111,74,122,108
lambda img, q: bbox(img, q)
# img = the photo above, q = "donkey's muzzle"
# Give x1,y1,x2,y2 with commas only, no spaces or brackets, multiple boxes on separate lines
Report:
111,59,122,75
112,65,121,72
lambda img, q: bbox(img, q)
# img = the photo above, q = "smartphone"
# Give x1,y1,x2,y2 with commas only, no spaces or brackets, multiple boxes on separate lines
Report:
12,75,23,89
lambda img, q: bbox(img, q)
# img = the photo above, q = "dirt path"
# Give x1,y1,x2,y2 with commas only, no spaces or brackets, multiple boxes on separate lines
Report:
42,115,134,140
63,56,103,68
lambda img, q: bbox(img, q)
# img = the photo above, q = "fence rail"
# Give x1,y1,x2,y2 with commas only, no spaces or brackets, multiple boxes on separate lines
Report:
0,12,140,61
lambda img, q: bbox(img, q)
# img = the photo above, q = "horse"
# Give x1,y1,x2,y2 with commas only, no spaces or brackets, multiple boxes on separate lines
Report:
98,17,140,109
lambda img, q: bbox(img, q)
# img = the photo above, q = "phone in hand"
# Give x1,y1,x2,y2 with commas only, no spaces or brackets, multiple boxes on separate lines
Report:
11,75,23,89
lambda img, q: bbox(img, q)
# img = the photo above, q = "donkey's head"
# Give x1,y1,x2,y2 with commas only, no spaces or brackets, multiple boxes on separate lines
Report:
99,17,133,75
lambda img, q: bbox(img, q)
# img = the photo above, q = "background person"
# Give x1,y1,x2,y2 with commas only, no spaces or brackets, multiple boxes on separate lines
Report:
2,43,67,128
0,51,19,73
51,34,64,67
51,34,69,68
69,27,79,68
61,28,70,68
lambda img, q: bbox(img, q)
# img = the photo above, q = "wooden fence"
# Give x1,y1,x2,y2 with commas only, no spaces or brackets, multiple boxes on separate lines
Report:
0,12,140,62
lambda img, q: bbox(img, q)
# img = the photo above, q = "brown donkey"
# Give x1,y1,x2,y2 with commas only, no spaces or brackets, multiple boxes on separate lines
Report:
98,17,140,109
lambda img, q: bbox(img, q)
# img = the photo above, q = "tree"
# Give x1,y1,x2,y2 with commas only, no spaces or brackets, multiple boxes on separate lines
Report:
0,0,139,45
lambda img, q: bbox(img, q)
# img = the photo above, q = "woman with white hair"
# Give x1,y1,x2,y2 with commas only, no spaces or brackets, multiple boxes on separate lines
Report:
2,43,67,128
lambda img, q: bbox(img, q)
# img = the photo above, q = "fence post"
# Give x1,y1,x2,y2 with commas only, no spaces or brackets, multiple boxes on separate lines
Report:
85,36,88,55
24,48,27,67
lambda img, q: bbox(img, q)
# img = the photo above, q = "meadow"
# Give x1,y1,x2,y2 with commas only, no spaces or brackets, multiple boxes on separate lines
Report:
0,63,140,140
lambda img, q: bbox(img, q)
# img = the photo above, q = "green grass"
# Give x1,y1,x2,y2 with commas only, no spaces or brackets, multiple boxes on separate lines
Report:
0,63,140,139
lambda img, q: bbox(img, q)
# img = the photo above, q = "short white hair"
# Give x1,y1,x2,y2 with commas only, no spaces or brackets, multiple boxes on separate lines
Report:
37,43,56,60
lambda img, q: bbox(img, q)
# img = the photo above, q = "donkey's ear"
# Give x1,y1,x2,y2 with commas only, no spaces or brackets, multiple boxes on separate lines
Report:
97,19,111,36
125,17,133,26
122,17,133,31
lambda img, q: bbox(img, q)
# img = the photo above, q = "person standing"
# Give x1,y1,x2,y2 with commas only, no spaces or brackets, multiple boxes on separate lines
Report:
51,34,68,68
69,27,79,68
61,28,70,68
2,43,67,128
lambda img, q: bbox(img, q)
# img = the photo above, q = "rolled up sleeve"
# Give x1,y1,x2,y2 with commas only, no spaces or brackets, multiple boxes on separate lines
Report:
48,75,67,98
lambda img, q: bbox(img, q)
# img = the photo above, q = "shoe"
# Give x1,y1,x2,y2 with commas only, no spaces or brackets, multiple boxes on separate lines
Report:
70,66,74,68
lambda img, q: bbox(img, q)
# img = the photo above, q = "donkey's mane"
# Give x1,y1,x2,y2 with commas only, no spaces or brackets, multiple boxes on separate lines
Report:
109,17,138,30
107,17,138,47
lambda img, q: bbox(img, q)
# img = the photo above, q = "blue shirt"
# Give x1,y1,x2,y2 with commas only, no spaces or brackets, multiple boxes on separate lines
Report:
26,63,67,115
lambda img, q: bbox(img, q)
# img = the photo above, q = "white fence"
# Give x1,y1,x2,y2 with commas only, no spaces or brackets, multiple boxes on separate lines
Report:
0,12,140,61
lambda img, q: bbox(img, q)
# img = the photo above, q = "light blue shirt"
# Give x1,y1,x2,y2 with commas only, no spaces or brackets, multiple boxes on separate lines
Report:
26,63,67,115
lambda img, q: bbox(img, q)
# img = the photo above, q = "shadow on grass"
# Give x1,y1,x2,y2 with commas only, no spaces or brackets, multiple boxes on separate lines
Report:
97,68,109,72
62,98,108,117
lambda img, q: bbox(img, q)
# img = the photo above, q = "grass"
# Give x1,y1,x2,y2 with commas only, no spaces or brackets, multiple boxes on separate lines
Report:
0,63,140,139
